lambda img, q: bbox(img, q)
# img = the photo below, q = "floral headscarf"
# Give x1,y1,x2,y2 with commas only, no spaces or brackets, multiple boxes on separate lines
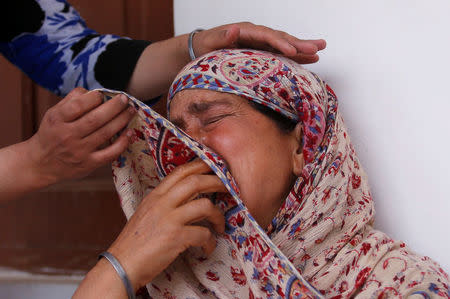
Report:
103,49,449,298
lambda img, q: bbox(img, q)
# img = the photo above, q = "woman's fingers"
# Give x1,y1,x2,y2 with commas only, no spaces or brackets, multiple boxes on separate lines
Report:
164,174,227,208
182,226,217,256
196,22,326,62
143,160,227,219
281,34,327,55
153,160,213,195
251,26,311,56
173,197,225,234
297,38,326,51
72,93,129,137
239,26,322,58
289,53,320,64
90,129,132,166
59,90,104,122
56,87,89,108
84,106,135,149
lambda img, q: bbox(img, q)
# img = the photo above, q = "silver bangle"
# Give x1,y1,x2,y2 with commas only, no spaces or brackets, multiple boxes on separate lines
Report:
99,251,136,299
188,29,204,60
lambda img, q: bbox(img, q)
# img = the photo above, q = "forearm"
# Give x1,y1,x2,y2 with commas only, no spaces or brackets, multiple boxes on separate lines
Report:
0,140,52,201
126,34,190,100
0,0,142,96
72,258,128,299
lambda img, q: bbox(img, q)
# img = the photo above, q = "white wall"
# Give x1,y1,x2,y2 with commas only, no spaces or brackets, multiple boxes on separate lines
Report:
0,282,78,299
0,268,81,299
174,0,450,271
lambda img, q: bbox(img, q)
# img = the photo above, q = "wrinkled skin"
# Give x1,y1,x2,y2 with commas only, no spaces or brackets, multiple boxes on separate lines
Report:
170,89,305,228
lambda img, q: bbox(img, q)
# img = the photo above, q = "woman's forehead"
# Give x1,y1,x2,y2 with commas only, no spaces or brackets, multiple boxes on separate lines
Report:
170,90,245,115
172,89,240,102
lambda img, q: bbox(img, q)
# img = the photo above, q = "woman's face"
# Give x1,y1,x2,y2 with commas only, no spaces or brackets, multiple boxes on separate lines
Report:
170,89,304,228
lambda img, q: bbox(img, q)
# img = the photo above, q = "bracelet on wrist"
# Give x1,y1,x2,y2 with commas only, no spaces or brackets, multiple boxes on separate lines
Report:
188,29,204,60
99,251,136,299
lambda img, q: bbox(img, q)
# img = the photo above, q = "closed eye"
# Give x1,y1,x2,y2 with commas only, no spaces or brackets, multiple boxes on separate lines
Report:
202,114,232,126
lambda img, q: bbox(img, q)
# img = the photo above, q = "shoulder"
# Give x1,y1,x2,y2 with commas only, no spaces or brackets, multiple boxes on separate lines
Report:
356,232,449,298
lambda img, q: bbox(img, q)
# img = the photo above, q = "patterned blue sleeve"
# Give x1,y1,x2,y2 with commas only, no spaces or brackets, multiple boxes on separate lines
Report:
0,0,150,96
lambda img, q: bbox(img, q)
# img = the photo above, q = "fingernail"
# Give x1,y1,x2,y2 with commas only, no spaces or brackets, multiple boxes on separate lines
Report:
128,106,135,114
120,94,128,104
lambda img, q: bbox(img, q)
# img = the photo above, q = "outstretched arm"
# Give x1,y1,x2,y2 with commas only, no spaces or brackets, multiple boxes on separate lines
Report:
1,1,325,100
127,22,326,100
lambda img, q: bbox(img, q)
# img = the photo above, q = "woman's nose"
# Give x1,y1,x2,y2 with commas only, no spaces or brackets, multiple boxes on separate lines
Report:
184,127,203,143
187,130,207,145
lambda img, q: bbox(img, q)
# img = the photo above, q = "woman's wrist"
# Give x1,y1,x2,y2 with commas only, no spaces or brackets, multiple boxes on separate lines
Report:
99,251,139,298
0,139,55,201
106,233,167,292
107,246,144,293
176,33,192,64
24,136,58,189
94,258,124,286
73,258,128,299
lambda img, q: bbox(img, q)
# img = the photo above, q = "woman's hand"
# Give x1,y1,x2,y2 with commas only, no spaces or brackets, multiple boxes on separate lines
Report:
0,88,134,201
73,160,227,298
109,160,227,290
28,87,134,186
127,22,325,100
193,22,326,64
